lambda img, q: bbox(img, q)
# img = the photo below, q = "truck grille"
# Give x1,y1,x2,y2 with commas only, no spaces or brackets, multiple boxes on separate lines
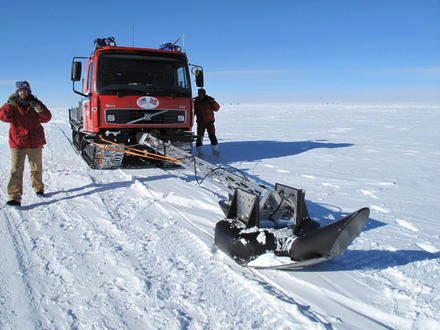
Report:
105,109,185,125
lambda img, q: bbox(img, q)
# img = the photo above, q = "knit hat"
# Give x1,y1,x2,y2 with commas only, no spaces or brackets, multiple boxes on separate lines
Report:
16,81,31,93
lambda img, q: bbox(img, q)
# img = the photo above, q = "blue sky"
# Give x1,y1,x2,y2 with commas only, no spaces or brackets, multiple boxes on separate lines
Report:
0,0,439,106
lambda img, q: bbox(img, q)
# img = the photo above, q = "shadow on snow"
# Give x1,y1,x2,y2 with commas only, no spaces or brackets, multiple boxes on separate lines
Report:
296,249,440,272
209,139,353,163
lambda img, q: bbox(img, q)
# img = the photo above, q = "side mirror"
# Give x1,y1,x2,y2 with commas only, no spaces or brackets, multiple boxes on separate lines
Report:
71,62,82,81
195,69,204,87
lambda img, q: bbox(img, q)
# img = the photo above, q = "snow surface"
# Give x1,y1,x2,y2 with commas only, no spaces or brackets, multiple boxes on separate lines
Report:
1,103,439,329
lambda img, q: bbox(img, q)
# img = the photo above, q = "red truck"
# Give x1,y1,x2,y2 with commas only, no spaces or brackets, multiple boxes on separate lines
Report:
69,37,204,168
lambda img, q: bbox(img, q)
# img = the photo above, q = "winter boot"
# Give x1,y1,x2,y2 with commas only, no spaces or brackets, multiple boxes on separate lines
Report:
6,200,21,207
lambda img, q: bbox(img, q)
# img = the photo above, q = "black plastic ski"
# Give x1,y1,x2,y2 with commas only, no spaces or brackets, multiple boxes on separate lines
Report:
248,207,370,270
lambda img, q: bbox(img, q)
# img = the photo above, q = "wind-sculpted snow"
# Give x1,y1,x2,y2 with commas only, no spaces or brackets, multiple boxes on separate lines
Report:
1,104,439,329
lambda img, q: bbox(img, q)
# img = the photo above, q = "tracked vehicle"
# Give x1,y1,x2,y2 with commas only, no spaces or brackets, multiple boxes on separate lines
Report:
69,37,204,169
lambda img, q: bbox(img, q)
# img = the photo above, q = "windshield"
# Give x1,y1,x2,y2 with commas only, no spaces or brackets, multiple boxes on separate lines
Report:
96,53,191,97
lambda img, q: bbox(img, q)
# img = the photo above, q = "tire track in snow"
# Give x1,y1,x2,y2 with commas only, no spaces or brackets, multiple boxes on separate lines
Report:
0,156,47,328
18,178,156,328
166,195,333,327
52,174,159,328
0,129,156,328
124,173,332,328
139,167,338,327
94,175,286,328
52,126,162,327
56,167,301,328
1,176,103,328
1,207,44,329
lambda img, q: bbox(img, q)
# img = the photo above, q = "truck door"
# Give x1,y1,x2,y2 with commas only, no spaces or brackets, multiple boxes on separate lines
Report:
82,62,94,132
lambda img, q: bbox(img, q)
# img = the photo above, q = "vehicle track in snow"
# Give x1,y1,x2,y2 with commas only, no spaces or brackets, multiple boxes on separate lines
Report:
0,205,41,329
116,167,333,328
93,173,313,328
1,154,139,327
0,127,158,328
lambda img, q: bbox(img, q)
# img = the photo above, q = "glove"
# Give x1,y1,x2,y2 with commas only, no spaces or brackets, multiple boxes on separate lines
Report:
29,99,44,113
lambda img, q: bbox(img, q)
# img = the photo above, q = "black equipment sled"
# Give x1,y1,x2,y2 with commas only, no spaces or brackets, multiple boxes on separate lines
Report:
215,186,370,269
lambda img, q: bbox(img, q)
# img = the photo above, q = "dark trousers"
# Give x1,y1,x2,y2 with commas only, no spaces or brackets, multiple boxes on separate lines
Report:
196,121,218,147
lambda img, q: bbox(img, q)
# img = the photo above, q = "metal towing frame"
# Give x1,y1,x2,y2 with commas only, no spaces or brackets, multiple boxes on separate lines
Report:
139,133,311,230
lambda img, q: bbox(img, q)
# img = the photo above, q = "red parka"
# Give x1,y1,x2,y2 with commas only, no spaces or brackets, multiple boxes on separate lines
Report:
194,96,220,124
0,94,52,149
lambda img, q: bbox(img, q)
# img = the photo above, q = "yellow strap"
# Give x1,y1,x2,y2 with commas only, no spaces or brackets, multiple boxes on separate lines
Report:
101,136,180,162
91,136,180,163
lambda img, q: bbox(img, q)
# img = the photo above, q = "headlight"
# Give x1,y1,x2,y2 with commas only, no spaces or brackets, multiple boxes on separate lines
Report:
107,114,116,122
177,115,185,122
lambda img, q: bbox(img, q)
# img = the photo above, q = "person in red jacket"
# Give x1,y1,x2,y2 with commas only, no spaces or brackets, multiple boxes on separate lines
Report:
0,81,52,207
193,88,221,155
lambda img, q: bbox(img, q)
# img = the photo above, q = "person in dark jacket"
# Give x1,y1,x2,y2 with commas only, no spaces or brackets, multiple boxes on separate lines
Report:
0,81,52,207
193,88,221,155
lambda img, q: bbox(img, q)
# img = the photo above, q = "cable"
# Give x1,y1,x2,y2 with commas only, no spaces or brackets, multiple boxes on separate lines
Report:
269,189,285,220
191,155,250,186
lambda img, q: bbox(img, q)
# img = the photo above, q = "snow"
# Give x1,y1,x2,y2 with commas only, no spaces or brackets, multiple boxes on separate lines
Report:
1,103,440,329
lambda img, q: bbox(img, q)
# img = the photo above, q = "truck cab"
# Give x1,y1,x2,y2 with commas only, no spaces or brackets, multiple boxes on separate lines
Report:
69,37,204,168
